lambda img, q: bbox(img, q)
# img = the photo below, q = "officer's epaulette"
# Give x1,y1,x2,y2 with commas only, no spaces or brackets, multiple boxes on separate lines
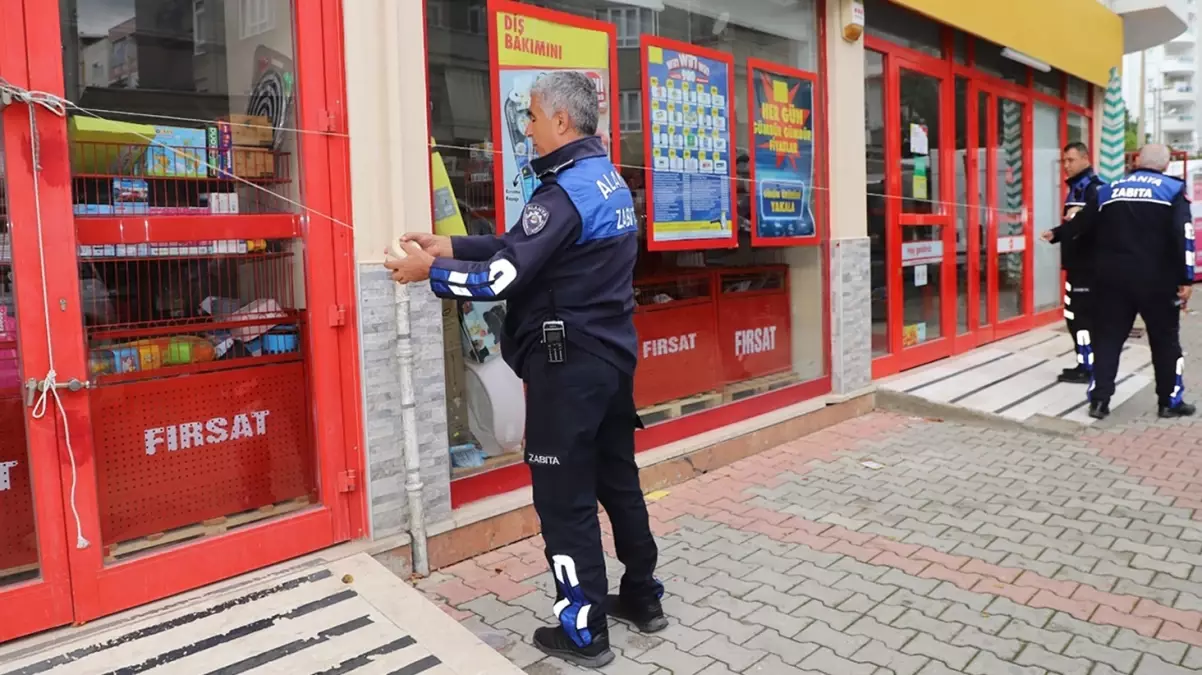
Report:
538,159,576,179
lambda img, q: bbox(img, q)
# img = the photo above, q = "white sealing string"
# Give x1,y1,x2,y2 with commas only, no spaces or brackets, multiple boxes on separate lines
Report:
0,81,88,549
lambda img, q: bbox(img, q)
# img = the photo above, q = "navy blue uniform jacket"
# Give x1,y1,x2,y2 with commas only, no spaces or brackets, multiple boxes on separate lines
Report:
427,136,639,378
1051,167,1104,276
1059,169,1195,294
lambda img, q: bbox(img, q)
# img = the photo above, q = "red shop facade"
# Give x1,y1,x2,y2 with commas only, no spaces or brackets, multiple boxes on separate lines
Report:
862,0,1096,378
426,0,834,509
0,0,364,643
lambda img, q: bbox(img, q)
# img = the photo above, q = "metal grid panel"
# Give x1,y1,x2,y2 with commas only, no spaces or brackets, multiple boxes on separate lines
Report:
92,361,316,548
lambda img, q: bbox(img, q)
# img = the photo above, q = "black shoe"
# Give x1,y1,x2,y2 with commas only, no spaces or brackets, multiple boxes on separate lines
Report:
1088,399,1110,420
532,626,614,669
1159,402,1197,418
1060,366,1081,376
606,593,669,634
1058,369,1091,384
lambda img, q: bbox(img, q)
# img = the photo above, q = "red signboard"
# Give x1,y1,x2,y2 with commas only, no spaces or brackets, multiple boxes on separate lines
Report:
633,299,721,409
716,268,793,383
91,362,315,547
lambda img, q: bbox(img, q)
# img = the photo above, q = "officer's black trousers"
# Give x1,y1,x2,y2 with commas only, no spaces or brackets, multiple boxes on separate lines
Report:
1090,284,1185,406
1064,277,1094,372
524,348,660,647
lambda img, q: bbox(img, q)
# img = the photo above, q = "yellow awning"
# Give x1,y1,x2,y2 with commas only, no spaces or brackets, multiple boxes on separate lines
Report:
891,0,1122,87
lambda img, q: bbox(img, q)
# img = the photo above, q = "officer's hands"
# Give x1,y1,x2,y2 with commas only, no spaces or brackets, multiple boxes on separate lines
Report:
1041,230,1055,242
1179,285,1193,307
384,244,435,284
401,233,454,258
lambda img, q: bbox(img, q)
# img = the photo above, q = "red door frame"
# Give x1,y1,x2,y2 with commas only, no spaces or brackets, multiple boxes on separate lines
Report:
972,81,1036,344
866,37,958,378
1,0,364,639
869,28,1092,379
0,0,75,644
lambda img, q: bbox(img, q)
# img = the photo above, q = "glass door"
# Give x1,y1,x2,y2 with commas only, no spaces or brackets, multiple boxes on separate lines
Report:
890,61,954,369
0,0,76,641
0,0,359,631
994,95,1029,326
967,83,1033,344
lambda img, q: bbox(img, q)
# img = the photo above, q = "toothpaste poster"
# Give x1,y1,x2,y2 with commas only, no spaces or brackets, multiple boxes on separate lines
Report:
748,59,818,246
489,1,617,234
642,36,737,251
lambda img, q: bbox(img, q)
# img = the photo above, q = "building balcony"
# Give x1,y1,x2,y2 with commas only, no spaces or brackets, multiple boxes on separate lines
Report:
1163,85,1197,101
1163,57,1197,73
1111,0,1190,53
1162,114,1197,131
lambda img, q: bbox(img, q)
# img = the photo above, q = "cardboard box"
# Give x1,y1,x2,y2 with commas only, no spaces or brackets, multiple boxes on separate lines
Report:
222,114,274,148
212,119,276,179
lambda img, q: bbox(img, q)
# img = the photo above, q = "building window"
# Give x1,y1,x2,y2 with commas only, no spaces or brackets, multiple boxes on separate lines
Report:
619,90,642,133
468,5,486,34
597,7,658,48
240,0,275,39
193,0,208,55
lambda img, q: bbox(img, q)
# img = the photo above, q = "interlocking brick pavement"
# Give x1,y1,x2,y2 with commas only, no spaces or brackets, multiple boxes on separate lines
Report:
415,315,1202,673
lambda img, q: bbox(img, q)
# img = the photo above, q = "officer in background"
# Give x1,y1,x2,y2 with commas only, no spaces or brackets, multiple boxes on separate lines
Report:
385,71,664,669
1054,144,1195,420
1042,142,1104,384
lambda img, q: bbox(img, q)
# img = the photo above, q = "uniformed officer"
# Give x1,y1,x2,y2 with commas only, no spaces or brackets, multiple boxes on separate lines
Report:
385,71,664,669
1041,142,1104,384
1055,144,1196,420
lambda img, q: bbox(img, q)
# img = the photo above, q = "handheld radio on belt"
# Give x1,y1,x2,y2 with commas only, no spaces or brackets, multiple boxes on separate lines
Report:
543,287,566,364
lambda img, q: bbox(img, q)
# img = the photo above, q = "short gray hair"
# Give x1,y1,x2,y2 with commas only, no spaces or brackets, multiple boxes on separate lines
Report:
1137,143,1172,171
531,71,599,136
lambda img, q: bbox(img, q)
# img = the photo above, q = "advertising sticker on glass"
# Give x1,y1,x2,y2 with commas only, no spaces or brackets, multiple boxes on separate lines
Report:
747,60,818,246
642,36,737,251
488,1,618,233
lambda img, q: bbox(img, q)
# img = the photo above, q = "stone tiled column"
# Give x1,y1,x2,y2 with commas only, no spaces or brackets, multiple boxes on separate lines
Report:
826,0,873,394
344,0,453,539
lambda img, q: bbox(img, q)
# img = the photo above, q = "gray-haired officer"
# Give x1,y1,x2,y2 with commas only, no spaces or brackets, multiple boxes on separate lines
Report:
1055,144,1196,420
385,70,664,669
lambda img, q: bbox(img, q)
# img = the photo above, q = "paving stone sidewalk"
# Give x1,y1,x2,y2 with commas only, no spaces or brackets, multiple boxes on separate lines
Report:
415,317,1202,674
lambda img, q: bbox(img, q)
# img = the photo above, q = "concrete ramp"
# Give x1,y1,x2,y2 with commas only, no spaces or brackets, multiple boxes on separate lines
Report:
0,553,522,675
879,327,1154,429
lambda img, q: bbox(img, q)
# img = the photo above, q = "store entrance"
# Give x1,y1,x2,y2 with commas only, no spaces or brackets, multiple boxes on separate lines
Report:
869,47,958,375
0,0,360,643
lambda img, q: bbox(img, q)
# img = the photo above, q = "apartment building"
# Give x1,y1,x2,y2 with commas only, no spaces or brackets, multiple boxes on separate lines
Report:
1124,0,1198,151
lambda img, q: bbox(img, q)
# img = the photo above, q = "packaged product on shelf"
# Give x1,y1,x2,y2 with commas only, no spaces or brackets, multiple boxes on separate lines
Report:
212,121,276,180
220,115,274,148
143,126,209,178
148,207,209,215
111,178,149,214
74,204,115,216
262,326,299,355
201,193,240,214
67,116,154,175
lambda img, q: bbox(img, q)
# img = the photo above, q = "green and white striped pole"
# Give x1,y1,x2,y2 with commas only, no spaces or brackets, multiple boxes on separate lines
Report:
1099,66,1126,183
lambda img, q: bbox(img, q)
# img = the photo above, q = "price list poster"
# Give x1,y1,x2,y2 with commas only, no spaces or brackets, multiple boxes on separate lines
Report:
641,37,737,251
747,59,819,246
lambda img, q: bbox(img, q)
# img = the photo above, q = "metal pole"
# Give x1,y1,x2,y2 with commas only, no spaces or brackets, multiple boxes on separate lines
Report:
1138,50,1146,144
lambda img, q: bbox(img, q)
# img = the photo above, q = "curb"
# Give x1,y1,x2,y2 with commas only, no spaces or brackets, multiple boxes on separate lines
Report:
875,389,1083,439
